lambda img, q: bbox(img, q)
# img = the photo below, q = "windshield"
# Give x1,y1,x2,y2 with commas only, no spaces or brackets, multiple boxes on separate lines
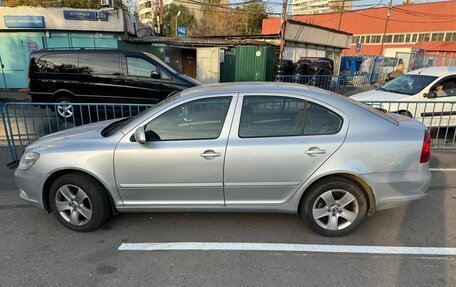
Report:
102,93,181,137
144,52,178,75
379,74,437,95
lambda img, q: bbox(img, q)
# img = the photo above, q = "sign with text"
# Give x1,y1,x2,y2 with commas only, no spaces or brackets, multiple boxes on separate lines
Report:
177,26,186,37
63,10,97,21
4,16,45,28
356,43,361,54
98,11,108,21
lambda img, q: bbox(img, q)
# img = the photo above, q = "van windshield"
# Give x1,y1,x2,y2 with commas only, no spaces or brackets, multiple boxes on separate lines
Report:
378,74,437,95
144,52,178,75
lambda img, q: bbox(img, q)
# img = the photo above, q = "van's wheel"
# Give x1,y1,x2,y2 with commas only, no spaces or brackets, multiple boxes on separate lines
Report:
49,173,111,232
302,177,367,237
54,96,77,119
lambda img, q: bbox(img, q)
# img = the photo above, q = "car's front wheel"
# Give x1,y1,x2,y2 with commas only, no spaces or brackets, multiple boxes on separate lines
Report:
49,173,111,232
302,176,367,236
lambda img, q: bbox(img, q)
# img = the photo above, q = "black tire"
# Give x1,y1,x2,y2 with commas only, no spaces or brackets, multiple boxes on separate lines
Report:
49,173,111,232
301,176,367,237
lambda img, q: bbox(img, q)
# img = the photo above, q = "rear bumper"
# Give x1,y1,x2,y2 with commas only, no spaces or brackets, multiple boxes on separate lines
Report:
365,165,432,211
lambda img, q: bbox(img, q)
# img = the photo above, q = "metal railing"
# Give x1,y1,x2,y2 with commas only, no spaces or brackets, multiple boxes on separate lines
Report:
274,74,378,96
1,102,151,165
1,99,455,165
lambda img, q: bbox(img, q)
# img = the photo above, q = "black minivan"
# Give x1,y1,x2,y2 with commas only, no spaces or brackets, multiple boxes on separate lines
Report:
29,49,200,117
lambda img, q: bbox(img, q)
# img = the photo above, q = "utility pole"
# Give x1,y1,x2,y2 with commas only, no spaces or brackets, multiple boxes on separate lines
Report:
279,0,288,59
159,0,163,35
379,0,393,56
337,0,346,30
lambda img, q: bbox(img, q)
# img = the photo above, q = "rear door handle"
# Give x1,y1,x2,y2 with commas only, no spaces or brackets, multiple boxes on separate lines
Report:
201,150,221,159
305,147,326,157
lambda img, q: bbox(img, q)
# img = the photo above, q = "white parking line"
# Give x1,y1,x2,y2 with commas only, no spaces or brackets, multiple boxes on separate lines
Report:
118,242,456,256
430,168,456,172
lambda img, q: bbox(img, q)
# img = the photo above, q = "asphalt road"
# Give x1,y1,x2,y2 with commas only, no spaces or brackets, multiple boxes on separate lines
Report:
0,148,455,286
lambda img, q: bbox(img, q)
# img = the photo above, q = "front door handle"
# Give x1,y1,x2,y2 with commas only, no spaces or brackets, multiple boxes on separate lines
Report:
201,150,221,159
305,147,326,157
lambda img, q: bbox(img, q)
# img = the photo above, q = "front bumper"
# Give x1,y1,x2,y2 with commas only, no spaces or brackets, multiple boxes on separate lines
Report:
15,168,46,209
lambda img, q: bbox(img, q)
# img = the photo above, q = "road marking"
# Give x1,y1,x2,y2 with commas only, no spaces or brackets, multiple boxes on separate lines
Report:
118,242,456,256
430,168,456,172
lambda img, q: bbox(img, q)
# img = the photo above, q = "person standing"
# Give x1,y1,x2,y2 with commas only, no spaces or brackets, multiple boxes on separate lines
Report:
386,63,405,82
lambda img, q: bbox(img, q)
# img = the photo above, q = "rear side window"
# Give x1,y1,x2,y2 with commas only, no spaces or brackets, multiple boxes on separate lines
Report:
33,53,78,73
79,53,121,75
239,96,342,138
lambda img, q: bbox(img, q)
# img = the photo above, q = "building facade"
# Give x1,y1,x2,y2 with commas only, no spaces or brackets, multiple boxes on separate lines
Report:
264,1,456,59
292,0,352,15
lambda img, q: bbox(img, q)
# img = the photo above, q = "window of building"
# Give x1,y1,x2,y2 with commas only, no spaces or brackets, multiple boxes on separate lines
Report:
383,35,393,43
352,36,360,44
365,35,371,44
418,33,431,42
431,33,444,42
371,35,381,43
393,34,404,43
360,36,365,44
411,34,418,42
445,32,456,42
405,34,411,43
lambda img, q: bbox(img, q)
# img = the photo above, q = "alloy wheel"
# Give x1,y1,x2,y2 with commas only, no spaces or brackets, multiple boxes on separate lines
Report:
54,184,92,226
56,101,74,118
312,189,359,231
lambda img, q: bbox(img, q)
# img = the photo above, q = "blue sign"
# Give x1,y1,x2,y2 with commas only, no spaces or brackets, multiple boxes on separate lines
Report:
64,10,97,21
177,26,186,37
98,11,108,21
3,16,45,28
356,43,361,54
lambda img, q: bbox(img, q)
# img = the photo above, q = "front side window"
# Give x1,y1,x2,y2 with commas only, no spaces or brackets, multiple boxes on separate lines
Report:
239,96,342,138
127,57,158,77
145,97,232,141
432,77,456,97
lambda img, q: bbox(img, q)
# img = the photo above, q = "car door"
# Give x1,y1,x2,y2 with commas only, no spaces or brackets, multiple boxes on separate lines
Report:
224,94,348,206
121,54,163,104
114,95,237,207
421,75,456,127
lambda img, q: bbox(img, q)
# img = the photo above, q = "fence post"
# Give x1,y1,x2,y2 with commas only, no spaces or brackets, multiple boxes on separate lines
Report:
1,101,18,165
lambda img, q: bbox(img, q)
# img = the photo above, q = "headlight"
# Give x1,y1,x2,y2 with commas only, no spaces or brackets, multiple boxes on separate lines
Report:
18,152,40,170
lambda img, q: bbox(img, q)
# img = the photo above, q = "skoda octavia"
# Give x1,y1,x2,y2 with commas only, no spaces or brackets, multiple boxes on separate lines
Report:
15,83,432,236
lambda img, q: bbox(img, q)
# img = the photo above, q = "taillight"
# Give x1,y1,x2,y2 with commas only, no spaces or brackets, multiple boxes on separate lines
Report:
420,129,431,163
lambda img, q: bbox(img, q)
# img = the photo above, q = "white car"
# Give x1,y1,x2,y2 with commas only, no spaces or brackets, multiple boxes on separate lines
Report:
351,66,456,127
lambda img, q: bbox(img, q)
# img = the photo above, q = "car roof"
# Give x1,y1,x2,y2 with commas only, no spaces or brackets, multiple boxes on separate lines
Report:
180,82,342,102
407,66,456,77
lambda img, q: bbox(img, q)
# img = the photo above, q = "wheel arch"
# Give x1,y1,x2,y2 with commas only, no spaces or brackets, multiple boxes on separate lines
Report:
298,173,376,216
42,169,117,215
52,89,76,102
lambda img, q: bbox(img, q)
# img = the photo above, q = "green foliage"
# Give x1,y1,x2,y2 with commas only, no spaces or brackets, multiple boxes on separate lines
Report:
238,2,269,35
163,4,195,37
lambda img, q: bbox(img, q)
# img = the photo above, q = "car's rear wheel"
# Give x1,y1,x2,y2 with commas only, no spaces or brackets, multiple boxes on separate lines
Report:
49,173,110,232
302,177,367,236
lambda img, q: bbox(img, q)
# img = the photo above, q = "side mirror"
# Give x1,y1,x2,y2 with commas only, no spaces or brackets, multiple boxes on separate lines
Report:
151,71,161,79
134,126,146,144
424,91,437,99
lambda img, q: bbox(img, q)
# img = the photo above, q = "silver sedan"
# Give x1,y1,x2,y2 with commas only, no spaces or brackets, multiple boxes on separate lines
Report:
15,83,431,236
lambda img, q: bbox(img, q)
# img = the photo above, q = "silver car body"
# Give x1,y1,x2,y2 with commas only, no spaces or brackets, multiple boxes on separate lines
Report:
15,83,431,215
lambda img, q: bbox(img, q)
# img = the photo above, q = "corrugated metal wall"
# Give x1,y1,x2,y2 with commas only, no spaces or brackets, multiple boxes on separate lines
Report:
220,46,278,82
